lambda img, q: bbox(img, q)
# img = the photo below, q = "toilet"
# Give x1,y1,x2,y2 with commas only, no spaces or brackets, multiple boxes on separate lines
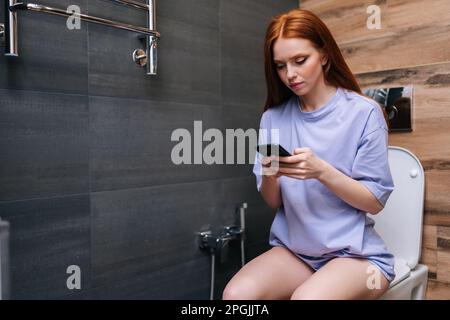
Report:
373,146,429,300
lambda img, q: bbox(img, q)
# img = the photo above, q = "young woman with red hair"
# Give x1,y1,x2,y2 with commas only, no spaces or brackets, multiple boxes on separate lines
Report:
223,8,395,300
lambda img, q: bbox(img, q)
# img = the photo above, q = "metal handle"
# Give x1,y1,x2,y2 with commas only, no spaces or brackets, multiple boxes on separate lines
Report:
104,0,149,11
4,1,159,75
5,0,18,56
9,3,160,38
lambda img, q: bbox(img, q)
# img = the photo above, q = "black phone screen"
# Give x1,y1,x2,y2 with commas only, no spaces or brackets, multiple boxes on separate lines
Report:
256,144,292,157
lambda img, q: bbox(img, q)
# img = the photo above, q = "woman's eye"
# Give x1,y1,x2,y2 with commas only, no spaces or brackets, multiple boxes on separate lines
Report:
275,58,307,69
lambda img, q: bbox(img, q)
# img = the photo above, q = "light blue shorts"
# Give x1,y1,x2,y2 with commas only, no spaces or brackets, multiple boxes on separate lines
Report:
272,243,396,284
295,249,396,283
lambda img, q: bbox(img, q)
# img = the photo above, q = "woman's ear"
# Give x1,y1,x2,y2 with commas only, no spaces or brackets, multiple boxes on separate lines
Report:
321,54,328,66
319,50,330,73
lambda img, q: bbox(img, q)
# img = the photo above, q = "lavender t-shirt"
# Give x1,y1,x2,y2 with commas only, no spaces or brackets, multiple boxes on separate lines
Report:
253,87,395,258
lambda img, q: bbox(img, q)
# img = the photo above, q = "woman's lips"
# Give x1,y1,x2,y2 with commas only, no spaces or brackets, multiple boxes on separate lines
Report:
289,82,305,89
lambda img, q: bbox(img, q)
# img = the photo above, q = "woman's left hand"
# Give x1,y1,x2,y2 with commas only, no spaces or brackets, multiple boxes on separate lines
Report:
277,147,331,180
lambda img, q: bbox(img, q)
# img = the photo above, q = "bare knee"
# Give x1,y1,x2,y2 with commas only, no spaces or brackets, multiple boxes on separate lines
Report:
290,287,319,300
222,279,260,300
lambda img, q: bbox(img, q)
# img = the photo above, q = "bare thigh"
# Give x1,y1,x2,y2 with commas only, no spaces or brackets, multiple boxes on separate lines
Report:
291,257,390,300
222,246,315,300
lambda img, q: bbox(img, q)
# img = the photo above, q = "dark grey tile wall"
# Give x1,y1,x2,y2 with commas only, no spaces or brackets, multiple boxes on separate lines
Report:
0,0,297,299
0,0,88,94
0,89,89,201
0,195,91,299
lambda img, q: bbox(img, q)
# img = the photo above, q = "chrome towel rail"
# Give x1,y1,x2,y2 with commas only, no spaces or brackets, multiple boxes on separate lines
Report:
2,0,159,75
9,3,160,37
105,0,149,11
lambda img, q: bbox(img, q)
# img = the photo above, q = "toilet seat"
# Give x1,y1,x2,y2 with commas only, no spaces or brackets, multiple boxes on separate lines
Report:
371,147,428,298
391,258,411,287
372,146,425,269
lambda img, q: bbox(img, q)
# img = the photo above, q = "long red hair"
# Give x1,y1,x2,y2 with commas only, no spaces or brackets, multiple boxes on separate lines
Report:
263,9,387,116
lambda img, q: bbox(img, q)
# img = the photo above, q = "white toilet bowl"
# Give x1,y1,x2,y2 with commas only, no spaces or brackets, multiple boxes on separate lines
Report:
373,146,428,300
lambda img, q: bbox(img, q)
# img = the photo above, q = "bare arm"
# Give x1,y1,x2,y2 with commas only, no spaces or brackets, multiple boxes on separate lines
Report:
260,175,282,210
317,162,384,215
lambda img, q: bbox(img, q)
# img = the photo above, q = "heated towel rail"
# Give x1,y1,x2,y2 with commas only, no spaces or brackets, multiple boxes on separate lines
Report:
1,0,159,75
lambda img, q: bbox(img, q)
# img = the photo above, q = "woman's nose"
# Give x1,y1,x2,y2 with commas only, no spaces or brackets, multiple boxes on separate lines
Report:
286,65,297,81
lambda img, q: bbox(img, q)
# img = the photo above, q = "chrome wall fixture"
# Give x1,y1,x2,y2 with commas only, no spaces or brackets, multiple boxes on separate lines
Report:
1,0,159,75
196,203,247,300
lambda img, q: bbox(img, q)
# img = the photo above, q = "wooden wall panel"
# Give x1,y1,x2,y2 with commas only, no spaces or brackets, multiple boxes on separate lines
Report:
302,0,450,73
301,0,450,299
426,280,450,300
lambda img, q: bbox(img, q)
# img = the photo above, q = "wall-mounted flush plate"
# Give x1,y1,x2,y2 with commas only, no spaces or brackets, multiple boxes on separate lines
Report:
364,86,413,132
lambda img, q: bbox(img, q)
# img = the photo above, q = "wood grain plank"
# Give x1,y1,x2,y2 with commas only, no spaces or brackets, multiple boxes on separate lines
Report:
423,225,437,250
341,24,450,73
301,0,390,44
426,280,450,299
302,0,450,73
425,210,450,227
420,246,437,276
437,226,450,249
357,61,450,87
437,250,450,284
386,0,450,31
424,170,450,227
301,0,450,43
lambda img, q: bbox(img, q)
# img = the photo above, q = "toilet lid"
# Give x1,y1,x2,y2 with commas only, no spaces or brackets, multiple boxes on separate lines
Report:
390,258,411,288
372,146,425,269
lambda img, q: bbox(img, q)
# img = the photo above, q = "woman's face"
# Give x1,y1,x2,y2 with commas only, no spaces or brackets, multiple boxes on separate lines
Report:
272,37,327,95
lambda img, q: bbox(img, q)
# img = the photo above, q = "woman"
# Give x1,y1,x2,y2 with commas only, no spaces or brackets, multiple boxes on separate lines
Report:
223,8,395,300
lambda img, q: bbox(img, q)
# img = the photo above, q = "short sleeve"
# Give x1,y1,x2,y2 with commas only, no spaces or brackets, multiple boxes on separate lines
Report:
253,112,270,192
351,126,394,207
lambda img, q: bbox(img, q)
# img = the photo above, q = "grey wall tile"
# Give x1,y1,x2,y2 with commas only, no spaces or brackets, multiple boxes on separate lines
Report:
87,1,220,105
0,0,298,300
220,0,298,106
220,102,265,178
0,194,91,299
90,96,260,192
90,177,269,289
79,257,211,299
0,0,88,94
0,89,89,201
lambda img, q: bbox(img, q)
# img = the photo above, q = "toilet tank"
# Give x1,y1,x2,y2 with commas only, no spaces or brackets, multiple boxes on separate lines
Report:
371,146,425,269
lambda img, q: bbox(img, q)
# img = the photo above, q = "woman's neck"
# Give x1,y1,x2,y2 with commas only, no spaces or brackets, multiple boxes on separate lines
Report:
300,82,337,112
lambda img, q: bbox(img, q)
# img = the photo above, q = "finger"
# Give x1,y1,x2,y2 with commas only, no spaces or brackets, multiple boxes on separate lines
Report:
261,156,273,166
278,167,303,175
263,161,280,169
279,154,306,164
262,163,280,173
279,162,302,169
293,147,311,155
284,174,305,180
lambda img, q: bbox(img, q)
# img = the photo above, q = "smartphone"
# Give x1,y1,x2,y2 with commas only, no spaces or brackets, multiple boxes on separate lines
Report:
256,144,292,157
